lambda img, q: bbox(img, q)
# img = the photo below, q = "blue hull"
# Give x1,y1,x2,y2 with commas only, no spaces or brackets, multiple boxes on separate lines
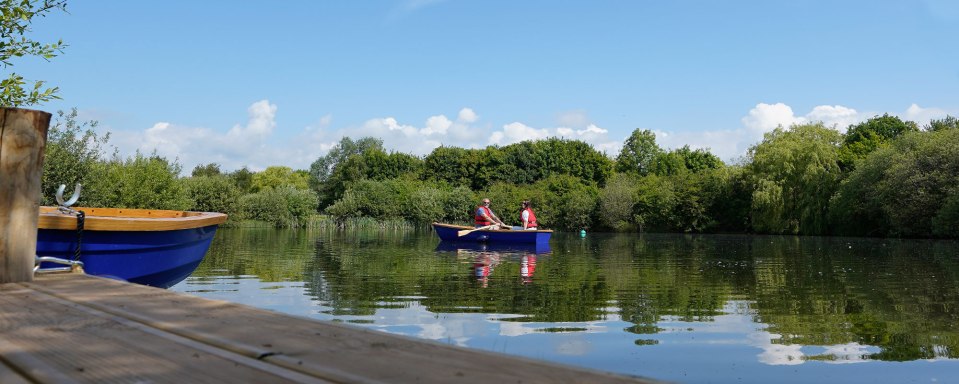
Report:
37,224,219,288
432,223,552,245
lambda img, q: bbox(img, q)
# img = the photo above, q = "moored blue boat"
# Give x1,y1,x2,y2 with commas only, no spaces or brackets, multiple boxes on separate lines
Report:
36,206,227,288
432,222,552,245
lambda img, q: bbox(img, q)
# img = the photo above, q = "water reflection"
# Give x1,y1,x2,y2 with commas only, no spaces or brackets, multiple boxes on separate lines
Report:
173,229,959,383
435,242,549,287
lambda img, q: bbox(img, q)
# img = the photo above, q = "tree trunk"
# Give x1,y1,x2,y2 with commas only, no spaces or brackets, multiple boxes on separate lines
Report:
0,107,51,283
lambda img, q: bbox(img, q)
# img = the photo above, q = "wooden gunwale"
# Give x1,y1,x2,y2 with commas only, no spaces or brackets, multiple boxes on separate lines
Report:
37,206,227,232
431,222,553,233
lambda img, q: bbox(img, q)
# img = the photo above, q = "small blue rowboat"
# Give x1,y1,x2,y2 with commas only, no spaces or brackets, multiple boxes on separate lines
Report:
432,222,552,245
37,206,227,288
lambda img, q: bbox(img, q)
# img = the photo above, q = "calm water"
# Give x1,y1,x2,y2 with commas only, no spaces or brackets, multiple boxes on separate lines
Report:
171,228,959,383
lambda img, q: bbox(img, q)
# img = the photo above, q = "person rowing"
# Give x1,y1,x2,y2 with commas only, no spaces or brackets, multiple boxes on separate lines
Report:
475,198,508,229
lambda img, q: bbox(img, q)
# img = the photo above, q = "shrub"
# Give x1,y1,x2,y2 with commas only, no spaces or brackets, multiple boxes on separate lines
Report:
599,173,639,230
239,186,318,227
83,152,190,210
183,175,240,217
41,109,109,205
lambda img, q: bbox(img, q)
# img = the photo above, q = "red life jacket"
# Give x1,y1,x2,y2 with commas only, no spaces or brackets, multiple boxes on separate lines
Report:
523,208,538,228
475,206,493,226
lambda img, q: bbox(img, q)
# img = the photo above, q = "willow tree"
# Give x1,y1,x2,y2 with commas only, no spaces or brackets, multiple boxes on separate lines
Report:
747,123,842,235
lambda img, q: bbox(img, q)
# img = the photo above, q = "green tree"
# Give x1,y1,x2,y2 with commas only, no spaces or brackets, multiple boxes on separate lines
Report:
228,166,254,194
40,108,110,205
191,162,222,177
838,114,918,171
252,166,309,192
183,175,240,217
309,136,384,206
615,129,662,176
238,186,318,227
832,129,959,238
83,152,191,210
878,130,959,237
652,145,724,176
598,173,639,230
925,115,958,132
0,0,67,106
309,137,383,187
423,146,480,187
747,123,842,235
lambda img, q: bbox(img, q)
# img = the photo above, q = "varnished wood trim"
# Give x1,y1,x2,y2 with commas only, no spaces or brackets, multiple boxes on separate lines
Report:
38,206,227,232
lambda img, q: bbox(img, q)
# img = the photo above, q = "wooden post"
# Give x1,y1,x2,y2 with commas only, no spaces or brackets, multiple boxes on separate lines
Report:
0,107,51,283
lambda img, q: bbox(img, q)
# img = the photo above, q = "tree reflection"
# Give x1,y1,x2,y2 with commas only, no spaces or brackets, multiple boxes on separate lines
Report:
193,228,959,362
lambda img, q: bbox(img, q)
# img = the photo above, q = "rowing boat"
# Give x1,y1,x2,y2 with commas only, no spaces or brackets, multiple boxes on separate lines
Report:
431,222,552,245
36,206,227,288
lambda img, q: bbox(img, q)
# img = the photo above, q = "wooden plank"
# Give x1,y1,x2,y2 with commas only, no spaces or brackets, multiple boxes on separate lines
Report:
27,274,659,384
0,357,37,384
0,283,329,383
0,107,51,283
38,206,228,231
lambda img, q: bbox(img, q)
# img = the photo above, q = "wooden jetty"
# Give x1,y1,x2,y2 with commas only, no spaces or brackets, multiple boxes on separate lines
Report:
0,274,660,383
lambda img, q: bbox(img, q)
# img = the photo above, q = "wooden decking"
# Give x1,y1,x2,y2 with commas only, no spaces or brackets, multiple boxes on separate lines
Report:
0,274,660,383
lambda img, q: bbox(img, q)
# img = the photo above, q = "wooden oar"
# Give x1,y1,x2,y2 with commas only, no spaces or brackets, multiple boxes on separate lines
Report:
457,224,497,237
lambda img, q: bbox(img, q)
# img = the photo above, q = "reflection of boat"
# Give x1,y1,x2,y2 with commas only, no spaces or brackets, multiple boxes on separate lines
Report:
36,206,227,288
434,241,552,255
437,242,546,287
432,223,552,245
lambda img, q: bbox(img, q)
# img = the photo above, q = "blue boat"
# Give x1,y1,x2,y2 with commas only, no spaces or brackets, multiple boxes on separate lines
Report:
432,222,552,245
36,206,227,288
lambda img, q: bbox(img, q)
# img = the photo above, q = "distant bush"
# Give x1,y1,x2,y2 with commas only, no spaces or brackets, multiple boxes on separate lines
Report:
238,186,318,227
83,152,191,210
327,178,476,225
598,173,639,230
183,175,240,217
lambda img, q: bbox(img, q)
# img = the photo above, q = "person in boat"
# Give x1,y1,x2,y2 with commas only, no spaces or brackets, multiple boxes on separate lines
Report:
475,198,507,228
520,200,538,230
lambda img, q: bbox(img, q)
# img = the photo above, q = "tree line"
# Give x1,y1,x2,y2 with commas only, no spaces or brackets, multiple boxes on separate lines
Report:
42,108,959,238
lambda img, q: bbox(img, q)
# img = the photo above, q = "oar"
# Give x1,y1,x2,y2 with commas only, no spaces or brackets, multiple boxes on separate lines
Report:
457,224,497,237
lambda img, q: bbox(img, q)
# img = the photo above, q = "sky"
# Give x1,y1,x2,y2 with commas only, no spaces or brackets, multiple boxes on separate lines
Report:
24,0,959,173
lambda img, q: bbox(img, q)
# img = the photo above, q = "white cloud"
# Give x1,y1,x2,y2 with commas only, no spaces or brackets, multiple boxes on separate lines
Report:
110,100,327,173
741,102,804,133
806,105,860,131
227,100,276,140
458,108,478,123
421,115,452,135
904,103,950,125
489,122,550,145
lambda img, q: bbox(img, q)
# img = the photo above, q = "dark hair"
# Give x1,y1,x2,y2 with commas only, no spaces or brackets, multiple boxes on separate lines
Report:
522,200,530,208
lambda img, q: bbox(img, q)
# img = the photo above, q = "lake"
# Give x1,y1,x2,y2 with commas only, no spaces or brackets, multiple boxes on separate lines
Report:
171,228,959,383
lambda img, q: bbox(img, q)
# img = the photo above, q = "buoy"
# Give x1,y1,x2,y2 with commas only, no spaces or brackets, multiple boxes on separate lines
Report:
580,229,586,237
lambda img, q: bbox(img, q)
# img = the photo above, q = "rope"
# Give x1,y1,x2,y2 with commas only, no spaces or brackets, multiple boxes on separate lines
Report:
73,210,85,261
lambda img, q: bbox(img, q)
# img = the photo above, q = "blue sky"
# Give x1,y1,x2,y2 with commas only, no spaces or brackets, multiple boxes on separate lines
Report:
26,0,959,172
